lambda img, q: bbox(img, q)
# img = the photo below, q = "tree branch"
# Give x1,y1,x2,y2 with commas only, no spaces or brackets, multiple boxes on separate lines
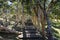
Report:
0,26,21,35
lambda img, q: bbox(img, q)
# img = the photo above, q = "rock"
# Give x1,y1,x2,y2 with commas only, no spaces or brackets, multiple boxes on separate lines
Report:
10,21,15,25
0,36,4,40
0,18,3,20
18,33,23,38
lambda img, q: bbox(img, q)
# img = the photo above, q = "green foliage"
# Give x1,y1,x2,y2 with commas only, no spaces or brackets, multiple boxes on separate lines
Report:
0,0,60,40
0,0,3,8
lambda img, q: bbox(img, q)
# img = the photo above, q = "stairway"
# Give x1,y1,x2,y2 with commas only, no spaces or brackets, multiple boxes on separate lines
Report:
18,19,43,40
22,26,42,40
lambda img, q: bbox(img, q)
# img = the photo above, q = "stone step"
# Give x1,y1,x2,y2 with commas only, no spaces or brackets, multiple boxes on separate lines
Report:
26,33,40,36
24,26,35,29
25,30,39,33
18,33,41,39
